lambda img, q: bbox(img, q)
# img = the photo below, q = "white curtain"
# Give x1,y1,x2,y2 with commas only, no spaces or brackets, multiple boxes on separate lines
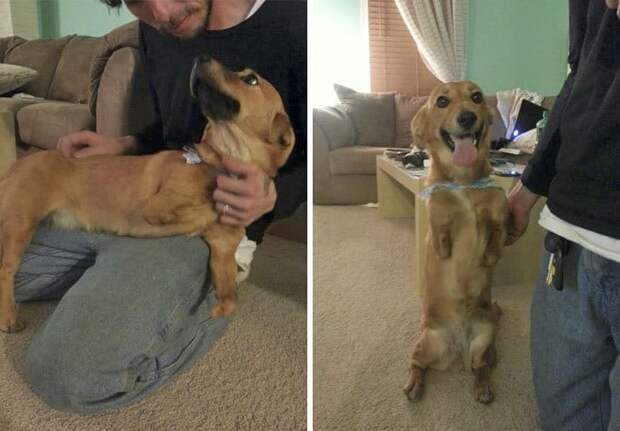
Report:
393,0,468,83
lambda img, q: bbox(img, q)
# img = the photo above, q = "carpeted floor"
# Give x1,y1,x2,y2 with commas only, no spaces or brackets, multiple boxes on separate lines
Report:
314,205,541,431
0,234,306,431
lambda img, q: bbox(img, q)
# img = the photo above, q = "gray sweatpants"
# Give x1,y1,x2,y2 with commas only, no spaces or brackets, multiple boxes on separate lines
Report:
15,227,229,414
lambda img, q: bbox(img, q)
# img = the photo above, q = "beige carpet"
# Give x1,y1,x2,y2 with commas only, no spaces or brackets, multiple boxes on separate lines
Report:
314,205,541,431
0,234,306,431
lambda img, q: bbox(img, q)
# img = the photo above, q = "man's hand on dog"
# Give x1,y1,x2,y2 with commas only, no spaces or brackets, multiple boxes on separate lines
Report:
214,156,277,227
505,180,539,246
58,131,136,158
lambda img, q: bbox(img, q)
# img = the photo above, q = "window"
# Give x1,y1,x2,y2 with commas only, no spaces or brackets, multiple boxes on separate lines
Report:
367,0,440,96
0,0,40,39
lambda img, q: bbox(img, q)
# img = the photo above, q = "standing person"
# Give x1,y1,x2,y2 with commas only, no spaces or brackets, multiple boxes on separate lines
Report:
507,0,620,429
20,0,306,414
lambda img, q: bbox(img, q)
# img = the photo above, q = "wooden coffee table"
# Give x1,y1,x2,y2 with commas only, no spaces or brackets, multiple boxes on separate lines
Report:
376,154,546,288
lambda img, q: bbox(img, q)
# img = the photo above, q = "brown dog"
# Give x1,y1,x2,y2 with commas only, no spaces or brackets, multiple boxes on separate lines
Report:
0,55,295,333
403,81,508,404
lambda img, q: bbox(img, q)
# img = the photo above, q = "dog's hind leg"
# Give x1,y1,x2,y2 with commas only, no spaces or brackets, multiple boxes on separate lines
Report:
403,365,426,401
472,344,497,404
404,327,450,401
0,218,37,333
469,321,496,404
201,225,245,318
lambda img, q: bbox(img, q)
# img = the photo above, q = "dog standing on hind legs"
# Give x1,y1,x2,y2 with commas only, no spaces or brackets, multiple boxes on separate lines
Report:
403,81,508,404
0,54,295,333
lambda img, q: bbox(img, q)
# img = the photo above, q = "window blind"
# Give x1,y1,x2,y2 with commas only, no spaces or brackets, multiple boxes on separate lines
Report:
368,0,440,96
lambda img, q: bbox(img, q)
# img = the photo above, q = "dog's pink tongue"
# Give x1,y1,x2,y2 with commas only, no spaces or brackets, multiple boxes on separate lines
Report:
452,136,478,167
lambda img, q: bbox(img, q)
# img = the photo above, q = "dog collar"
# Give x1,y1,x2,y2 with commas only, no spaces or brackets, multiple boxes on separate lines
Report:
181,144,277,182
181,144,245,180
420,177,502,199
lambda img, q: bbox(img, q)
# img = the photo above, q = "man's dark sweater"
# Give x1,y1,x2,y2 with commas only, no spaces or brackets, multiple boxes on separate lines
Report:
136,0,306,243
522,0,620,239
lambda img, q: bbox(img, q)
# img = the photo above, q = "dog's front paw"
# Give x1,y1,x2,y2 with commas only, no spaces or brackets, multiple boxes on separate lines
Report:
209,300,237,318
0,306,25,333
474,382,495,404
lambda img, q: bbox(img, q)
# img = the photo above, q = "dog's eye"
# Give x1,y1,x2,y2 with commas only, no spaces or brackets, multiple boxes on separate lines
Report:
436,96,450,108
471,92,483,104
241,74,259,86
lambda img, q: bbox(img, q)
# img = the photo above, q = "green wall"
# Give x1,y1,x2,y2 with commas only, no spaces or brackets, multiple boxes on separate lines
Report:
39,0,135,38
467,0,569,95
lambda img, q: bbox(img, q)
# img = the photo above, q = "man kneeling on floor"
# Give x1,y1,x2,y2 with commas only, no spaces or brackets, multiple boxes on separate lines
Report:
15,0,306,414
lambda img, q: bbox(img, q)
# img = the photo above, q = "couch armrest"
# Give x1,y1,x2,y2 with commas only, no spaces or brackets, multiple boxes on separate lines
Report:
0,36,27,63
93,47,157,138
0,110,17,176
313,106,356,204
313,106,355,151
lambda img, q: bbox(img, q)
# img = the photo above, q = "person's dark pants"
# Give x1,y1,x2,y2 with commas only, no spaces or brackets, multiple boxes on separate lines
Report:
15,227,229,414
531,241,620,430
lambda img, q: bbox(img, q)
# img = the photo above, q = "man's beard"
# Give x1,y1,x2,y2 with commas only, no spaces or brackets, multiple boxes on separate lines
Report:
160,0,211,39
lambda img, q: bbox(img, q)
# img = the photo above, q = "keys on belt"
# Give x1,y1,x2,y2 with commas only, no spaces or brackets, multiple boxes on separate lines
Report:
544,232,571,291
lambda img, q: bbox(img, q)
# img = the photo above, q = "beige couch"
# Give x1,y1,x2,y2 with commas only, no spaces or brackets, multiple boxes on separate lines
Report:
0,21,156,163
313,86,554,205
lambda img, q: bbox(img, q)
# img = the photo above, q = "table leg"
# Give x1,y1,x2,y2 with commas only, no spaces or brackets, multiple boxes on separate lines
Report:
377,164,415,218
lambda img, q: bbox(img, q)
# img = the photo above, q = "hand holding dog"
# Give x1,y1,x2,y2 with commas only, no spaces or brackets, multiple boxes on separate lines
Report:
214,156,277,227
505,180,539,246
57,131,136,158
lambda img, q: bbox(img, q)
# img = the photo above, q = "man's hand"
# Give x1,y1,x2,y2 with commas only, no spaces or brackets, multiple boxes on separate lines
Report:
213,156,277,227
505,180,540,246
606,0,620,17
57,131,136,158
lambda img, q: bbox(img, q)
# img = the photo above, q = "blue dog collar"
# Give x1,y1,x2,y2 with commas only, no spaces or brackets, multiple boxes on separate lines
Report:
420,177,502,199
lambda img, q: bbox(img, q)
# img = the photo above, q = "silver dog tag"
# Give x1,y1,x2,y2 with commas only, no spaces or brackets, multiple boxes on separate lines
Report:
182,145,202,165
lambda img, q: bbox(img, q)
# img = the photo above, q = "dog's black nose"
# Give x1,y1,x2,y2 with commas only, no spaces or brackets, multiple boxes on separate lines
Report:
457,111,477,129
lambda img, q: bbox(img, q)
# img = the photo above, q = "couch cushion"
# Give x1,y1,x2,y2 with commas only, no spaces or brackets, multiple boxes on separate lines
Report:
17,101,95,150
334,83,395,147
394,93,426,148
48,36,100,103
0,96,47,114
330,146,386,175
4,36,72,98
0,109,17,175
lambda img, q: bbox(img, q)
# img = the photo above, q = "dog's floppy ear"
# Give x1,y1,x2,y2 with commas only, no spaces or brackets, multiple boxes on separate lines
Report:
485,106,494,127
269,111,295,149
411,105,429,150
